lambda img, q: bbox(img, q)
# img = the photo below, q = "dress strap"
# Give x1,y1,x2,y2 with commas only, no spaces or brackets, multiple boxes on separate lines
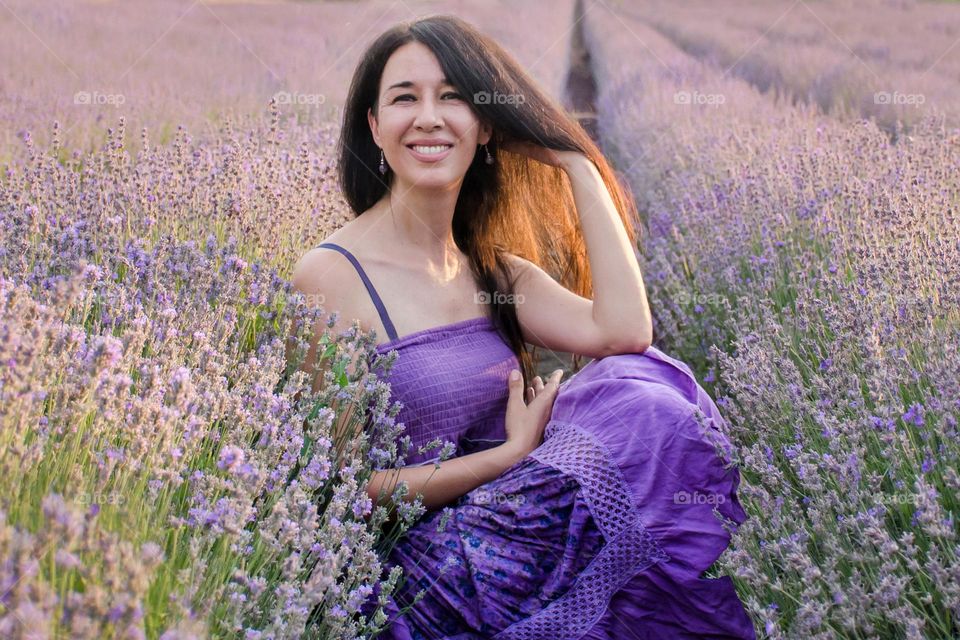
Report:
315,242,398,341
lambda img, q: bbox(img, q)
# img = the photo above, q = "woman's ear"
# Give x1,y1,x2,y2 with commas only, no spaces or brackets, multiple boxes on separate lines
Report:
479,121,493,146
367,107,381,148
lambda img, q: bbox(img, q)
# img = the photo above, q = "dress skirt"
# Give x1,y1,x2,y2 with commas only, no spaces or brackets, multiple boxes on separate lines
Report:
371,347,756,639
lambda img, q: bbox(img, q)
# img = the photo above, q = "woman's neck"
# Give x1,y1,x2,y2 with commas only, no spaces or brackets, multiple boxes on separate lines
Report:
374,189,465,274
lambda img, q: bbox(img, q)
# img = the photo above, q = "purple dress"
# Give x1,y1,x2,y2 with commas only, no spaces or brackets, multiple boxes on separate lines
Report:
317,243,756,639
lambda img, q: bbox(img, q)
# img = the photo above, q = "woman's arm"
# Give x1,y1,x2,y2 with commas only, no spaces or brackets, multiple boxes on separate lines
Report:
495,143,653,357
367,442,527,511
560,155,653,348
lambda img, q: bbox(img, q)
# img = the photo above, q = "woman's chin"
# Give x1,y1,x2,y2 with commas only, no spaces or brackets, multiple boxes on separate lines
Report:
395,169,466,190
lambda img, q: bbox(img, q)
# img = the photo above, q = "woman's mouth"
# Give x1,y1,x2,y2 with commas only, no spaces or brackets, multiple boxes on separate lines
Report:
406,144,453,163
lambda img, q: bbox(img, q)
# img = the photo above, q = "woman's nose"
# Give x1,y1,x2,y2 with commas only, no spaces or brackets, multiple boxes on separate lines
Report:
414,97,443,129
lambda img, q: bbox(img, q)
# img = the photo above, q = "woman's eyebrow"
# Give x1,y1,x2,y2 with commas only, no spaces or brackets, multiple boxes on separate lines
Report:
385,77,453,91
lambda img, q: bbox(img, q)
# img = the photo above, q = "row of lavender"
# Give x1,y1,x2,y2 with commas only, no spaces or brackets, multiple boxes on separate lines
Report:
584,2,959,638
0,1,577,637
626,0,960,134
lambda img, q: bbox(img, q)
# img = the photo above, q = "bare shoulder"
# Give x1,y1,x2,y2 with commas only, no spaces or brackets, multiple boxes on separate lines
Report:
290,214,391,333
292,217,367,292
292,243,348,296
291,230,367,321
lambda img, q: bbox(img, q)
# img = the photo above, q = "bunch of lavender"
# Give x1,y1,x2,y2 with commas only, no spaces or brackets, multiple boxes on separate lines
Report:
3,101,354,284
0,110,440,638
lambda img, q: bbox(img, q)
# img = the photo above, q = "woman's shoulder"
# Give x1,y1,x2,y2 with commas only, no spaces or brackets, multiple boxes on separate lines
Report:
293,227,359,297
291,216,390,315
296,215,368,272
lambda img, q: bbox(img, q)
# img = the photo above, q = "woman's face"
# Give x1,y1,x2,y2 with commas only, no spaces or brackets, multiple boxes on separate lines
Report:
368,41,492,190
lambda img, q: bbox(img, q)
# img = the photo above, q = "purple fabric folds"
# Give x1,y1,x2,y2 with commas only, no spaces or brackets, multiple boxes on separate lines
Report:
367,322,754,639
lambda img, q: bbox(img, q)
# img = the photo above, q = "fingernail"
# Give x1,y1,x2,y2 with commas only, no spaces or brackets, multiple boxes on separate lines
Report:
510,369,520,381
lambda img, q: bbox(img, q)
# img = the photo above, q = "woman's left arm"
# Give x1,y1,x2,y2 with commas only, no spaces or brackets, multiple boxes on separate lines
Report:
497,144,653,358
561,154,653,351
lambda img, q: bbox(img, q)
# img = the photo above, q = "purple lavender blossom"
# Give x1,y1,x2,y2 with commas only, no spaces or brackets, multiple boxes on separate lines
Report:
217,445,246,472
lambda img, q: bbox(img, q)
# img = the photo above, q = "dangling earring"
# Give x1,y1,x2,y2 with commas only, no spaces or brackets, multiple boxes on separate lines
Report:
483,143,494,165
379,148,388,175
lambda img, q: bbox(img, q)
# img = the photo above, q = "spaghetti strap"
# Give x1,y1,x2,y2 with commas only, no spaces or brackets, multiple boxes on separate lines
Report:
315,242,398,341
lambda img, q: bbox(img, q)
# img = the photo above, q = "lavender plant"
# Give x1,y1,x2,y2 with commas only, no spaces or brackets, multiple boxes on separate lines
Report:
0,107,452,638
587,4,959,638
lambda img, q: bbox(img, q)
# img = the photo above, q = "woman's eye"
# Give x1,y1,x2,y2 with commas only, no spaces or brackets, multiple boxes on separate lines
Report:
392,92,462,103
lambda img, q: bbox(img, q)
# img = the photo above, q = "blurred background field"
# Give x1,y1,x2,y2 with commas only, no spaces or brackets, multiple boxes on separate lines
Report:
1,0,958,638
0,0,574,161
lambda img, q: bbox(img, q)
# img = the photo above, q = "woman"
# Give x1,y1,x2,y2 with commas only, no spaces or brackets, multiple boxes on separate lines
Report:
291,14,755,640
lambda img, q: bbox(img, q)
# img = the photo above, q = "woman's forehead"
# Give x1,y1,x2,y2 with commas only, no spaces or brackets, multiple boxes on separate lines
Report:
382,43,449,87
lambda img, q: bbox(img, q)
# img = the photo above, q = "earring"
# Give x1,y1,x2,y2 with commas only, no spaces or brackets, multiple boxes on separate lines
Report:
379,148,388,175
483,143,494,165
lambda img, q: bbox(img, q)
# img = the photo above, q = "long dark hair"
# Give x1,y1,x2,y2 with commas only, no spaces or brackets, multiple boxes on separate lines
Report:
337,14,641,386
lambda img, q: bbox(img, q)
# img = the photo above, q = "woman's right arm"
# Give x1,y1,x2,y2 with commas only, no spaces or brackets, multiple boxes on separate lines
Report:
286,249,560,511
366,440,528,511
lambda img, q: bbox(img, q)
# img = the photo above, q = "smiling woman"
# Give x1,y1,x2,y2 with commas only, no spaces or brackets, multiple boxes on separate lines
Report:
369,42,491,188
291,13,756,640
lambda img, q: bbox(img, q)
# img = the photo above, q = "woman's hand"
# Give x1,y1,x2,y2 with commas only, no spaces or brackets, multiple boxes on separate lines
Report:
502,368,564,460
499,139,586,171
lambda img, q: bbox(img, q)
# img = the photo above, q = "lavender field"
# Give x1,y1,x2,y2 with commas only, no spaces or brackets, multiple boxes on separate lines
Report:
1,0,958,638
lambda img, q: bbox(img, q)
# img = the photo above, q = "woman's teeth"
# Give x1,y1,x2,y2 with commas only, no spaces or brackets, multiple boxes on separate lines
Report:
411,145,451,155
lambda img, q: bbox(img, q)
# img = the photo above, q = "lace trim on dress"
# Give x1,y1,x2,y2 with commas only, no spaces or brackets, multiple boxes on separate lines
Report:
495,421,671,639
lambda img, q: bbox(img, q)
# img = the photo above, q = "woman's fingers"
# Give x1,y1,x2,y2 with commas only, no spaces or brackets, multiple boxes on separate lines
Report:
526,376,542,405
546,369,563,391
524,370,564,405
529,370,564,407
